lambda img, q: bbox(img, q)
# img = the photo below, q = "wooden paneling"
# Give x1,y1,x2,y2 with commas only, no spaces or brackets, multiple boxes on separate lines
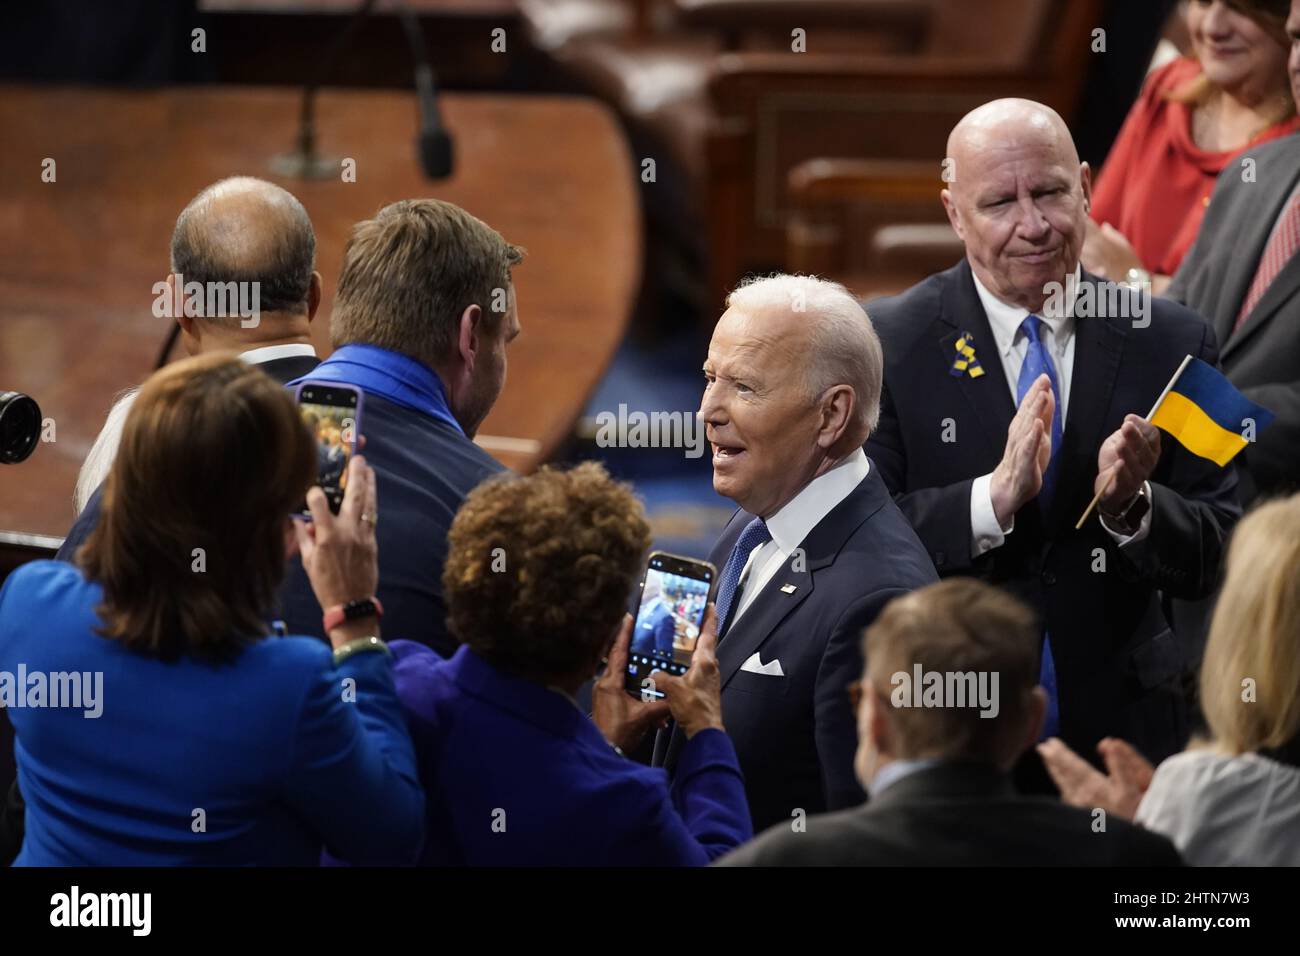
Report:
0,86,640,537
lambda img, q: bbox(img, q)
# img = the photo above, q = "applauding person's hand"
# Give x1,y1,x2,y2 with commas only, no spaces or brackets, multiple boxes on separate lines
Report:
1038,735,1154,820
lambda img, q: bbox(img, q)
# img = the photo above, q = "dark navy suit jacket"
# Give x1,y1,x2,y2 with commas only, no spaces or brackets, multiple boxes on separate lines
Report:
718,761,1183,866
864,260,1241,764
276,393,504,656
391,642,752,866
631,599,676,659
658,466,938,833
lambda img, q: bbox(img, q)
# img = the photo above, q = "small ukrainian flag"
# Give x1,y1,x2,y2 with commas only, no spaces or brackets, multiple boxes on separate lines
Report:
1150,357,1274,466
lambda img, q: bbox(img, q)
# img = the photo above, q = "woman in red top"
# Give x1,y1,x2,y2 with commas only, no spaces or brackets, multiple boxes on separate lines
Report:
1084,0,1297,295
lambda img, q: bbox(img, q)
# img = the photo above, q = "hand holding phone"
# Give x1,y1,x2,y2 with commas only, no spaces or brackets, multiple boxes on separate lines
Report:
624,552,716,700
592,614,671,753
295,382,363,516
648,605,725,739
292,455,380,647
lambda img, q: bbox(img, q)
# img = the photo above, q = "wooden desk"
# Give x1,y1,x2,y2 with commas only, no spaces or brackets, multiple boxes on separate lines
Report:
0,85,639,537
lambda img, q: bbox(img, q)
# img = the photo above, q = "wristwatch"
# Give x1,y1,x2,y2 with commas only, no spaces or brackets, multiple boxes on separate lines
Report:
322,595,384,634
1122,267,1152,290
1101,484,1150,534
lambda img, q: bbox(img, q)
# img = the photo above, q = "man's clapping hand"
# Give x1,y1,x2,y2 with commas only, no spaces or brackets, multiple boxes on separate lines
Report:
990,374,1055,527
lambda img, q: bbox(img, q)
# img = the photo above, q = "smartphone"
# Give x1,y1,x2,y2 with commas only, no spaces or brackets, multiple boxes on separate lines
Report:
295,381,363,515
624,551,716,700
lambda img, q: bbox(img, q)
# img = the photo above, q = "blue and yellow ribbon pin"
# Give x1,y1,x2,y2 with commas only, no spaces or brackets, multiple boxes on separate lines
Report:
949,332,985,378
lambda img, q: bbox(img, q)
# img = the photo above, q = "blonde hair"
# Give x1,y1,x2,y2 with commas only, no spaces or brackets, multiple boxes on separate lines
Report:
1199,494,1300,755
1165,0,1295,132
331,199,524,371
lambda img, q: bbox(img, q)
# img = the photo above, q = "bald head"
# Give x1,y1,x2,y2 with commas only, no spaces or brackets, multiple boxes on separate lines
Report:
940,98,1091,313
946,99,1079,199
171,176,316,317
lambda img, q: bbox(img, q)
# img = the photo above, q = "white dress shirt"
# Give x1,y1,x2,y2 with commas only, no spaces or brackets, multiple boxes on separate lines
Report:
235,342,318,365
967,266,1151,557
728,448,870,627
1136,749,1300,866
73,343,318,513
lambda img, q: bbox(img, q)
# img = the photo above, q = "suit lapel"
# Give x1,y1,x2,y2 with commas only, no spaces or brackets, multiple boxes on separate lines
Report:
715,556,814,689
1226,250,1300,361
1221,162,1300,359
1048,272,1126,532
714,469,889,690
937,260,1016,452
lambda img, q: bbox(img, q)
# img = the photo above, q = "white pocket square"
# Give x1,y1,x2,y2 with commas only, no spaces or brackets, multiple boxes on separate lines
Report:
740,652,785,677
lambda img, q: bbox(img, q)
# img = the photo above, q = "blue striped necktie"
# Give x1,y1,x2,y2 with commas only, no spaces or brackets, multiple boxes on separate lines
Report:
1016,314,1062,739
714,517,772,637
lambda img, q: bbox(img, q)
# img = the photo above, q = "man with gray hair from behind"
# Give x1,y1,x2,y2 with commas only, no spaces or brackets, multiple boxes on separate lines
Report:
651,273,938,834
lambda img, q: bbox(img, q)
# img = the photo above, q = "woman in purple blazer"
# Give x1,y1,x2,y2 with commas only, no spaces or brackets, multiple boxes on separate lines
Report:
393,462,752,866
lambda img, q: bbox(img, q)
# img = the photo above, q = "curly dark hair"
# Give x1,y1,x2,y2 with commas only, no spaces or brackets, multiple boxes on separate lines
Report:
442,462,651,683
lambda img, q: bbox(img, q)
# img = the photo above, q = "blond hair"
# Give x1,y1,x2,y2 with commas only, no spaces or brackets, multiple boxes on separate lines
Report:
331,199,524,370
1199,494,1300,755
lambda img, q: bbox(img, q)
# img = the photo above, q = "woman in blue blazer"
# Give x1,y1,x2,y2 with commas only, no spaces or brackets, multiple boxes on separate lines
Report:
393,462,752,865
0,355,423,865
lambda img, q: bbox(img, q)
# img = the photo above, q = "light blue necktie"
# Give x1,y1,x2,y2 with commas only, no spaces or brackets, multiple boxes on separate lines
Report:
1016,314,1062,739
714,517,772,638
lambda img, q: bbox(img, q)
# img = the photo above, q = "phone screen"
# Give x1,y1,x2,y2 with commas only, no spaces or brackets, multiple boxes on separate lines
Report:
296,383,361,515
624,552,715,700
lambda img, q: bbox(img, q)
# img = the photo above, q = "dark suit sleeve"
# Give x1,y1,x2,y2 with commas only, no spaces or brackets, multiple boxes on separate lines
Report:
54,488,103,562
868,381,977,572
1237,378,1300,493
815,589,908,811
1115,323,1241,600
654,610,676,655
1129,827,1185,866
1164,161,1233,307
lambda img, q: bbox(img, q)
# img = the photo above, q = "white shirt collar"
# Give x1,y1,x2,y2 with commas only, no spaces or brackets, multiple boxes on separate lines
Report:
765,448,870,554
970,264,1080,359
238,343,318,365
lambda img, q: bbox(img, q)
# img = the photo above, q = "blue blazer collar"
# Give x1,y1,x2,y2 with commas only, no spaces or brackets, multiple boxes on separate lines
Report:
445,645,605,745
290,343,465,436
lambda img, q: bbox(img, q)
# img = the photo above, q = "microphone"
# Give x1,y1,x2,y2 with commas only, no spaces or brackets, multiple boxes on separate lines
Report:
271,0,377,180
270,0,453,181
398,1,455,179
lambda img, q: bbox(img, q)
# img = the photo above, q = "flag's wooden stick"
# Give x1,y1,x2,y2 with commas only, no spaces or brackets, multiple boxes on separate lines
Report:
1074,354,1194,530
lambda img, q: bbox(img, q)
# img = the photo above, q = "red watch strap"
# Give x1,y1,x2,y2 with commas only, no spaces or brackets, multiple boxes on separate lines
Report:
322,596,383,633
